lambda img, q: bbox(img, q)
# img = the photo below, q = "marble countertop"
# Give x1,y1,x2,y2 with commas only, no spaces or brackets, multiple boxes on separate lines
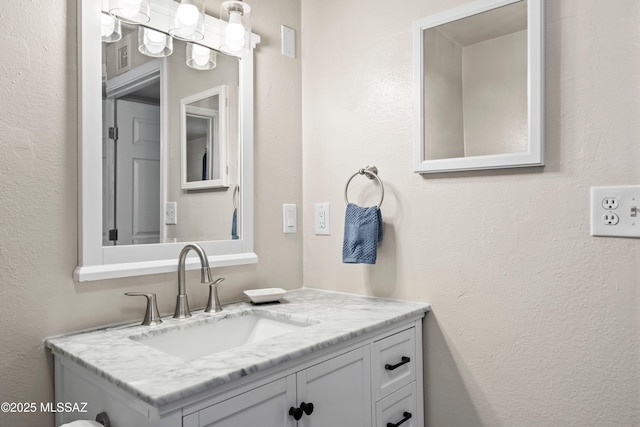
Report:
45,288,430,408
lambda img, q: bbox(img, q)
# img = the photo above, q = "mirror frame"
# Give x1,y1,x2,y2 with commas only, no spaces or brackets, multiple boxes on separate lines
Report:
413,0,544,174
76,0,260,281
181,85,229,190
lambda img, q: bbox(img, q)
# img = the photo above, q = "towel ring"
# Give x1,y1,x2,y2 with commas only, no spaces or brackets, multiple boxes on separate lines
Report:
344,165,385,208
232,185,239,210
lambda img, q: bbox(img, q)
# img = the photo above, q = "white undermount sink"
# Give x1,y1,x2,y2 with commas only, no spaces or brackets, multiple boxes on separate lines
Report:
130,312,313,361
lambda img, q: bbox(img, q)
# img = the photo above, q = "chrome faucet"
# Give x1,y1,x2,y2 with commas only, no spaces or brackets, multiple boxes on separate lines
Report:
174,243,214,319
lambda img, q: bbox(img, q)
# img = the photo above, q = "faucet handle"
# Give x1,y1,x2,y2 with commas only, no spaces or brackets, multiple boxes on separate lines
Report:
205,278,225,313
125,292,163,326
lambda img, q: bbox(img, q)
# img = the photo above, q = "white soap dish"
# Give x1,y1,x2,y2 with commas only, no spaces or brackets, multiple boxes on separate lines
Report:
243,288,287,304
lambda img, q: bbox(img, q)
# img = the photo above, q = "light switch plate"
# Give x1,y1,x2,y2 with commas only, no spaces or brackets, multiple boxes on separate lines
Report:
591,185,640,238
283,204,297,233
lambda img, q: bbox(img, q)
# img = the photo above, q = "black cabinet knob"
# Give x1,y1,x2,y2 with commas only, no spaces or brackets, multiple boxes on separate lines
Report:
290,402,314,420
289,406,303,421
300,401,314,415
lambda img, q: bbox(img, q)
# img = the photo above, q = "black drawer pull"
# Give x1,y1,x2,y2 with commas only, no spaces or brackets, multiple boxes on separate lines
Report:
387,411,412,427
385,356,410,371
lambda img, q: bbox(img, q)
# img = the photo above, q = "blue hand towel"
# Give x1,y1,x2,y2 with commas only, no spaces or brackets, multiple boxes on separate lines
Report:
342,203,383,264
231,207,239,240
202,151,207,181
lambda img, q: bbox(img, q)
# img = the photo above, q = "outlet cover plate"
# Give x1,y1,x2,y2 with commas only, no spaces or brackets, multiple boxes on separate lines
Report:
315,203,331,235
591,185,640,238
165,202,177,225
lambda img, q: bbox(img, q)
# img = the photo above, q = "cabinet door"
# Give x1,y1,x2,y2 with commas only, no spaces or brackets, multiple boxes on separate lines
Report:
187,376,297,427
295,347,372,426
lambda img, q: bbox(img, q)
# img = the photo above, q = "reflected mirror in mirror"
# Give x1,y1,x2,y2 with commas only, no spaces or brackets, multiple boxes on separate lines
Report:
186,114,214,182
102,29,240,246
413,0,544,173
181,85,229,190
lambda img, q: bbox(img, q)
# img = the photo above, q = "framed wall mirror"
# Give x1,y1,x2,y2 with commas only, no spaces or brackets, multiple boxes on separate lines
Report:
76,0,260,281
413,0,544,173
181,85,229,190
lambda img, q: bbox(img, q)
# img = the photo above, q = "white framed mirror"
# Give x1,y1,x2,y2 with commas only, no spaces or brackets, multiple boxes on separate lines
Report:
76,0,260,281
413,0,544,173
181,85,229,190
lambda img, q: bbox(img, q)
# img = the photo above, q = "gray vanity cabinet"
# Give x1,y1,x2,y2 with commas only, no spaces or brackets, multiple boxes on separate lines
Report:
186,347,371,426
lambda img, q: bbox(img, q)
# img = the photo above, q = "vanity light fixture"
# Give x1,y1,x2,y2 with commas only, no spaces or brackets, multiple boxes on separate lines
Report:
103,0,253,68
138,26,174,57
170,0,205,41
220,0,252,54
101,12,122,43
109,0,150,25
186,43,217,70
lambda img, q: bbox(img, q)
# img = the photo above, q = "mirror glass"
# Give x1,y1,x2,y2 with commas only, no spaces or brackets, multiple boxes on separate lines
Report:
413,0,544,173
102,34,238,245
181,85,229,190
76,0,258,281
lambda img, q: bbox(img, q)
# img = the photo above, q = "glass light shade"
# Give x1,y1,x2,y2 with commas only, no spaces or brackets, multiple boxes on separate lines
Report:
220,1,251,55
101,13,122,43
109,0,150,25
138,27,173,57
186,43,217,70
169,0,205,41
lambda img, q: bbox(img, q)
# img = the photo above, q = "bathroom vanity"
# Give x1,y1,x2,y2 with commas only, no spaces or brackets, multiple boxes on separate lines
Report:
46,289,430,427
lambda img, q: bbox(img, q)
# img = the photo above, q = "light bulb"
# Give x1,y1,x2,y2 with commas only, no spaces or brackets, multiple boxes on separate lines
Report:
144,29,166,55
118,0,142,19
171,0,203,40
176,1,199,26
101,13,122,42
225,10,245,51
191,44,210,66
101,14,116,37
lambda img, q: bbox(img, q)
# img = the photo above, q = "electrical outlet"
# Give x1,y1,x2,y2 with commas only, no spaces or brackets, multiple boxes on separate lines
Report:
602,197,619,210
591,186,640,237
602,213,619,225
315,203,331,235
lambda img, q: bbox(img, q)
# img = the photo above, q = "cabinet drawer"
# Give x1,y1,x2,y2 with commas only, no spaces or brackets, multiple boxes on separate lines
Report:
372,328,416,400
376,382,418,427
